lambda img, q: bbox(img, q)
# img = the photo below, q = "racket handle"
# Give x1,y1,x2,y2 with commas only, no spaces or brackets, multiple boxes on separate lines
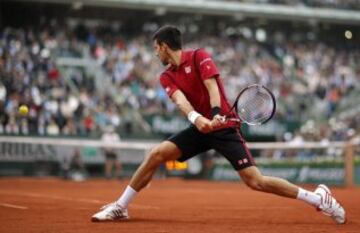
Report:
218,116,241,123
227,118,241,122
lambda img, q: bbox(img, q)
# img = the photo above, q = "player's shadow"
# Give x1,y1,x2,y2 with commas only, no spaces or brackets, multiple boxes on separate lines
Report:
104,217,206,224
92,217,347,226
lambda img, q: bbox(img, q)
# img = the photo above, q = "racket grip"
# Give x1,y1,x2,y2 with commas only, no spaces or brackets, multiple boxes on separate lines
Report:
217,116,240,123
227,118,241,122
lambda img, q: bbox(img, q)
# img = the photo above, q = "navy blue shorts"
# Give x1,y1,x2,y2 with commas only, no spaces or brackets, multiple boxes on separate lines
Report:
167,126,255,170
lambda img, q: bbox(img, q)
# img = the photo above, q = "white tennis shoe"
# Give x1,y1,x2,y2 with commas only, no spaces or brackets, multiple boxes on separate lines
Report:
314,184,346,224
91,202,129,222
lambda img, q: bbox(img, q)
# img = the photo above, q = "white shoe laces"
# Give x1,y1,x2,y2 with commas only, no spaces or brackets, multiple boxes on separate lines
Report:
100,202,127,219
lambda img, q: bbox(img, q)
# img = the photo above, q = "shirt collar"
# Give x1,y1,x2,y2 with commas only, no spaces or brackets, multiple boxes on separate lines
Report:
179,50,188,66
169,50,188,71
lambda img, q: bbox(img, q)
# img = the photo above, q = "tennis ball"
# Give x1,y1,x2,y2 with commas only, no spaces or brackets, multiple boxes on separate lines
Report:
18,105,29,116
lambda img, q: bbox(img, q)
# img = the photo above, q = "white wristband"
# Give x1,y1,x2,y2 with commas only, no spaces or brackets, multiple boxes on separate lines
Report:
187,111,202,124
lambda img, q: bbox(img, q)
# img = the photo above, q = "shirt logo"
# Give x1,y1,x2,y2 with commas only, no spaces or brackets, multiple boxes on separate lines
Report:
165,87,170,93
185,66,191,74
200,58,212,66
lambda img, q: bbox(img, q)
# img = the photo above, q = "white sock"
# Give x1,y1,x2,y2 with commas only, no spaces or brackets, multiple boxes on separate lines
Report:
296,188,321,207
116,185,137,209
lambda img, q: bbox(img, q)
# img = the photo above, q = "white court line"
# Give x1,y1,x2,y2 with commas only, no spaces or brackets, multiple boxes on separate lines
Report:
205,207,295,210
0,203,28,210
0,191,159,210
0,191,102,204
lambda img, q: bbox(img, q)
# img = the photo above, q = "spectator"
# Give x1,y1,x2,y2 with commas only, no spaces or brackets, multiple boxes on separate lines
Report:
61,148,88,181
101,125,122,179
0,19,358,145
46,118,60,135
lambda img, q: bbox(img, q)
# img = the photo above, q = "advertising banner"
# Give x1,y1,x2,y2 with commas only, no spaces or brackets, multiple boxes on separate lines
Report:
0,141,146,176
210,159,360,185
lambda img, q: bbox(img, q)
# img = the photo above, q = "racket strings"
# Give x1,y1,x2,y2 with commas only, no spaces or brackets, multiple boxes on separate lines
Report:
237,87,274,124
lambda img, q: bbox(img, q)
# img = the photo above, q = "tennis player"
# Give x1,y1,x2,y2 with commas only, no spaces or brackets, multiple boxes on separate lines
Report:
91,25,346,224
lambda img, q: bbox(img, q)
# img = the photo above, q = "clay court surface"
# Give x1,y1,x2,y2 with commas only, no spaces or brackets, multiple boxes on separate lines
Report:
0,178,359,233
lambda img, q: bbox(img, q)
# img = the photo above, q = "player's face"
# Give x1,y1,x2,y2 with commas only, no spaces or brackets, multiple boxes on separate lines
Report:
153,40,168,66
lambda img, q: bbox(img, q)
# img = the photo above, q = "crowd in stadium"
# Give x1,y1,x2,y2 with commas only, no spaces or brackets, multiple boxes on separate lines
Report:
0,19,359,144
233,0,360,10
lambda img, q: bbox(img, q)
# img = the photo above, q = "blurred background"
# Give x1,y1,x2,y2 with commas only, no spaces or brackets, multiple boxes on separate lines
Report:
0,0,359,185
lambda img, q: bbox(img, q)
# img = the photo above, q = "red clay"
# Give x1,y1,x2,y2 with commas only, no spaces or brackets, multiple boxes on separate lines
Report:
0,178,359,233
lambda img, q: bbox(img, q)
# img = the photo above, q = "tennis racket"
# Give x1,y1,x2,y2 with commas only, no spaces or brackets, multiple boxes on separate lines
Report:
219,84,276,126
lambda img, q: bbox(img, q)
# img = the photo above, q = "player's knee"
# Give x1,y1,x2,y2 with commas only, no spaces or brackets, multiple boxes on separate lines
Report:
146,146,167,165
244,176,266,191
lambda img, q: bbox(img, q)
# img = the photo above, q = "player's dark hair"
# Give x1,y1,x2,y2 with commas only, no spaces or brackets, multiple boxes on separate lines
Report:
152,25,182,50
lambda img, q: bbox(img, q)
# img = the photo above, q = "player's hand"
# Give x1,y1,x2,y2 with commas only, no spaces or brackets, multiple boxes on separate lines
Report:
210,115,227,130
194,116,213,133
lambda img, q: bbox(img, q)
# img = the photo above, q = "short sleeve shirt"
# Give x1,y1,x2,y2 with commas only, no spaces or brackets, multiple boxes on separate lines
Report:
159,49,235,120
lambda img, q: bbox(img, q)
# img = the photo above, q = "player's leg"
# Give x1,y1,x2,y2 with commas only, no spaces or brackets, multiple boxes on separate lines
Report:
210,128,318,200
126,125,209,192
104,158,112,179
115,158,122,179
128,141,181,191
239,166,308,199
209,128,346,224
238,166,346,224
91,141,181,222
92,126,209,222
116,126,209,208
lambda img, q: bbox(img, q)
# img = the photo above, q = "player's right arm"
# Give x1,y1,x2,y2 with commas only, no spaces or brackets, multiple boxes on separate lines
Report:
170,90,213,133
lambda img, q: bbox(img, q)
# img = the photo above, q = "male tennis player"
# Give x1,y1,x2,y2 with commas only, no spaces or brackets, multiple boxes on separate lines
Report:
91,25,346,224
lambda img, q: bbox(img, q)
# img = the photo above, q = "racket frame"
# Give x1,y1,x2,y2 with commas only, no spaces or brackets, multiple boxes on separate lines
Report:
221,84,276,125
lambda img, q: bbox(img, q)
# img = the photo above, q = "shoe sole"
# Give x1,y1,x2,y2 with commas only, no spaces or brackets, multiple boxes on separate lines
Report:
91,216,129,222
